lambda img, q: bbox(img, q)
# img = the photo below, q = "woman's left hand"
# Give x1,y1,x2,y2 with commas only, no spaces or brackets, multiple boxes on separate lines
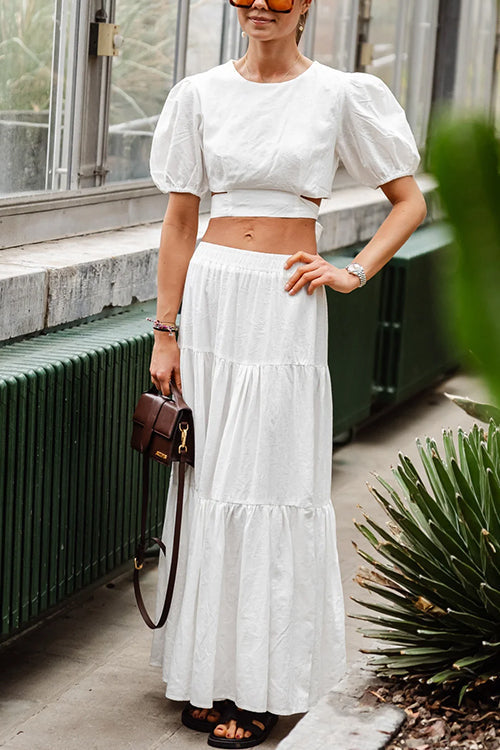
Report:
283,251,360,295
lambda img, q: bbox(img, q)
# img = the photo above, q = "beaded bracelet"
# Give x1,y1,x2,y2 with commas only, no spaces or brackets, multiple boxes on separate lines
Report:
147,317,179,335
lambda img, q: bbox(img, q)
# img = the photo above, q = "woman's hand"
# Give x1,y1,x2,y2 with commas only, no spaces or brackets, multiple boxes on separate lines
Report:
149,332,181,396
283,251,360,295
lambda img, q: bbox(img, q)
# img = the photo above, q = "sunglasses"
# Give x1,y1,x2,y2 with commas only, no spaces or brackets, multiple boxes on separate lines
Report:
229,0,294,13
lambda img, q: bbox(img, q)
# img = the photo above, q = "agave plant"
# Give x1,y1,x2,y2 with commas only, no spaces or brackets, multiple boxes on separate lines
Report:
445,394,500,426
352,421,500,701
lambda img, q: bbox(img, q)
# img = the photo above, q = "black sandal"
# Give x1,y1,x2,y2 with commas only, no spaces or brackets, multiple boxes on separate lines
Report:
182,700,233,733
207,704,278,748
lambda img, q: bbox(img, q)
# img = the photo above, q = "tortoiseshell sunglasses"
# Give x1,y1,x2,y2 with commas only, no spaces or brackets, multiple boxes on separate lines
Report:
229,0,294,13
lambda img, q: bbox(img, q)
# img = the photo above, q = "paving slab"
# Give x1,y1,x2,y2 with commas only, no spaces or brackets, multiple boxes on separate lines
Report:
277,691,404,750
276,662,405,750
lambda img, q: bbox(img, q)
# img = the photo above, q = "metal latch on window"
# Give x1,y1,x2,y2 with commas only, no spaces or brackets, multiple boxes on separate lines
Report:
89,8,124,57
358,42,373,67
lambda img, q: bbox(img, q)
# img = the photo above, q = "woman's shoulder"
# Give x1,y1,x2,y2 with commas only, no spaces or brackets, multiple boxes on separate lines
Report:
313,62,388,93
177,61,235,92
162,62,233,110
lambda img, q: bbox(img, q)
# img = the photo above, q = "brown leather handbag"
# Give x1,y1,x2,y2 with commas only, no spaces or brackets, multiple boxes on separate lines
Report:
130,382,194,629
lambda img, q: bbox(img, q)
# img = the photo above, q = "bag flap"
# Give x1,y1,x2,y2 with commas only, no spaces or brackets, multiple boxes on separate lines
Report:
153,400,183,438
132,391,179,454
133,391,180,435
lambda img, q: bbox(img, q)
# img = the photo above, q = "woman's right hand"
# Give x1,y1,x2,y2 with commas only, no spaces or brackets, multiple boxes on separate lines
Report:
149,332,181,396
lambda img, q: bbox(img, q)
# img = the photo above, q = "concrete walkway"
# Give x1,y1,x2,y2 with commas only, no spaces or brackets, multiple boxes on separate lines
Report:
0,372,485,750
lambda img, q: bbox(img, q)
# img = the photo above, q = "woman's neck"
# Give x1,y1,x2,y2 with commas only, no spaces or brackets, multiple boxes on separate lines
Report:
238,41,309,82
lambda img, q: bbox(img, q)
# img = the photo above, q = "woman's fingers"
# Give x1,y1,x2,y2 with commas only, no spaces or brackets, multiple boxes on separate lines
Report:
285,253,333,295
283,250,317,269
150,364,173,395
287,267,323,295
284,254,358,295
173,365,182,393
149,337,181,396
285,258,320,290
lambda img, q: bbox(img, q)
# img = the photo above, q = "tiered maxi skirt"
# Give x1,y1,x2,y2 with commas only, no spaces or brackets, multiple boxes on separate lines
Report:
150,241,346,715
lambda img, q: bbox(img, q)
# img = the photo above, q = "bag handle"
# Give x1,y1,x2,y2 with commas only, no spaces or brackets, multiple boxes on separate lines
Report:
149,381,190,412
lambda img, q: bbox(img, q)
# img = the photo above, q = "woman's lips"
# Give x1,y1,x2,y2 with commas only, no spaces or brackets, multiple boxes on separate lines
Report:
249,17,274,25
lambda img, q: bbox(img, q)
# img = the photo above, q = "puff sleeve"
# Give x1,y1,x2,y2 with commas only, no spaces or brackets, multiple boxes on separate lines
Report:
149,77,208,198
336,73,420,189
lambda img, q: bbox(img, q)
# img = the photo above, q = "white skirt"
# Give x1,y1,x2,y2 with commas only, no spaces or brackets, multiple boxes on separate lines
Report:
150,241,346,715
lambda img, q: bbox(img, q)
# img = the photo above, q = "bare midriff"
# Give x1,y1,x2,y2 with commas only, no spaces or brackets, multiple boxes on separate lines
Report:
201,194,321,256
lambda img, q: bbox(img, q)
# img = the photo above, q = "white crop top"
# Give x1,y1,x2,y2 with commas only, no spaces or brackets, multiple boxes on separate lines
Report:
149,59,420,218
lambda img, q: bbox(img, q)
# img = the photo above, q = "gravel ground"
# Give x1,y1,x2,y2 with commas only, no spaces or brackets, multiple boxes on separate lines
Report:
365,677,500,750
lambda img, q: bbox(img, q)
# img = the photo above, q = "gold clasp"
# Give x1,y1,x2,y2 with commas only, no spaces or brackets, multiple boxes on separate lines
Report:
134,557,144,570
178,422,189,454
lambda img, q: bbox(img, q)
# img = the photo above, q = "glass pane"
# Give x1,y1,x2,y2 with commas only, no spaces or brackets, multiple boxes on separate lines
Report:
455,0,497,113
0,0,55,195
107,0,178,183
403,0,439,149
313,0,357,71
185,0,225,76
365,0,399,89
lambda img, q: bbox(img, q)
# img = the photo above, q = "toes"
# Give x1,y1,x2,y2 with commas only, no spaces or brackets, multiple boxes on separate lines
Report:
225,719,237,739
207,710,221,723
214,723,228,737
191,708,201,719
199,709,209,720
211,710,266,740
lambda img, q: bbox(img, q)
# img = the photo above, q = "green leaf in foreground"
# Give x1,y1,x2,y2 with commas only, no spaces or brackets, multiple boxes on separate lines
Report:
429,117,500,406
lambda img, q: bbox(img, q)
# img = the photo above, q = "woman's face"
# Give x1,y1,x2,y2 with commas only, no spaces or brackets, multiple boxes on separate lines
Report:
236,0,311,42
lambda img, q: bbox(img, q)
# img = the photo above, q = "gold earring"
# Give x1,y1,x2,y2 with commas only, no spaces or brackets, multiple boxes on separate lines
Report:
298,23,304,31
241,30,247,38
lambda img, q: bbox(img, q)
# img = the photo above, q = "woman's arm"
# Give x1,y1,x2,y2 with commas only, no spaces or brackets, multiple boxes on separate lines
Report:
284,176,427,295
150,192,200,395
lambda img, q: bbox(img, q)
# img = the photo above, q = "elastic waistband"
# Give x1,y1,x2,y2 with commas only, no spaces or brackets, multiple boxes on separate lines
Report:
194,241,293,272
210,189,320,220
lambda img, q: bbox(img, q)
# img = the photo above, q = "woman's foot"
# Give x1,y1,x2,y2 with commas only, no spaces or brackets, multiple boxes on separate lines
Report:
181,700,229,732
208,706,278,748
212,714,264,741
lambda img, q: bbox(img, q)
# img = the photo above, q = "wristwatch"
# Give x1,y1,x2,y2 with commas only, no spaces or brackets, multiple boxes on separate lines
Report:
345,262,367,288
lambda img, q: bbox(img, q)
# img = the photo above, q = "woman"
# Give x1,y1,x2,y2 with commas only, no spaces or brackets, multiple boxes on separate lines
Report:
148,0,427,747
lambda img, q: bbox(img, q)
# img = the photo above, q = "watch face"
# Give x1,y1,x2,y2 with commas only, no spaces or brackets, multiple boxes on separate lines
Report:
346,263,366,286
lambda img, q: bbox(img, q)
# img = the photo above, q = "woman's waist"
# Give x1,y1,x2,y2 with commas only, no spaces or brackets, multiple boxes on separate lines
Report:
202,215,322,256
